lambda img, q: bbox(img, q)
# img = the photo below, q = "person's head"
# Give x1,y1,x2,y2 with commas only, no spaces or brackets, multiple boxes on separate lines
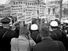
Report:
29,24,39,34
32,18,37,24
1,17,10,29
63,20,68,26
55,19,60,24
19,21,29,39
50,20,59,30
40,27,51,39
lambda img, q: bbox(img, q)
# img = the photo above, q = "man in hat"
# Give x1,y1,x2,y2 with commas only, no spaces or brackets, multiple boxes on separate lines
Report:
0,17,17,51
49,20,62,41
1,17,11,29
29,24,41,43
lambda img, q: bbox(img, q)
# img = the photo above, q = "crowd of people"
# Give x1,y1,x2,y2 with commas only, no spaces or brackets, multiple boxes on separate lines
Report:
0,17,68,51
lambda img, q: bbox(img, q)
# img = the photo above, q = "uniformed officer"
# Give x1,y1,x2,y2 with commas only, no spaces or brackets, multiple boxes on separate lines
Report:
0,17,17,51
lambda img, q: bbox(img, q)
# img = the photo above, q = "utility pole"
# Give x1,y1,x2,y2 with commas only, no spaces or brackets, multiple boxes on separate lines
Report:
60,0,63,21
37,0,41,31
37,0,40,19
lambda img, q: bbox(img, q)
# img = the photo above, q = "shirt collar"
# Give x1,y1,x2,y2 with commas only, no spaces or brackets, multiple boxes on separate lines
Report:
18,35,27,40
42,37,52,41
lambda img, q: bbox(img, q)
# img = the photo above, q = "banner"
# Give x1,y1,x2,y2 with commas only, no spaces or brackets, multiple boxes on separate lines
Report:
0,5,11,18
17,13,25,21
25,16,32,24
10,0,38,23
25,11,32,24
10,0,27,21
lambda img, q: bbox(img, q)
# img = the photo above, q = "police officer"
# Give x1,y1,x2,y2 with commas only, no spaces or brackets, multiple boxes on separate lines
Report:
0,17,17,51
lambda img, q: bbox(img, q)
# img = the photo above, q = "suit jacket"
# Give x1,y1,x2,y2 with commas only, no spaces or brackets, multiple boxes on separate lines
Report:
33,38,65,51
0,27,17,51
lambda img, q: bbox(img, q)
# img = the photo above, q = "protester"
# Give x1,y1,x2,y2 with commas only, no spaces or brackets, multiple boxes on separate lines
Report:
11,21,36,51
61,20,68,50
32,27,65,51
29,24,41,43
49,20,63,41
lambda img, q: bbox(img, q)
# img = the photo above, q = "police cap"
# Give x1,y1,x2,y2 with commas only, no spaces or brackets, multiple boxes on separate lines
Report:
1,17,10,24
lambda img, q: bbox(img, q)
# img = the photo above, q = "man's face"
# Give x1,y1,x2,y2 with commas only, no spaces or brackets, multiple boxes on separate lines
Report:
2,24,10,28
